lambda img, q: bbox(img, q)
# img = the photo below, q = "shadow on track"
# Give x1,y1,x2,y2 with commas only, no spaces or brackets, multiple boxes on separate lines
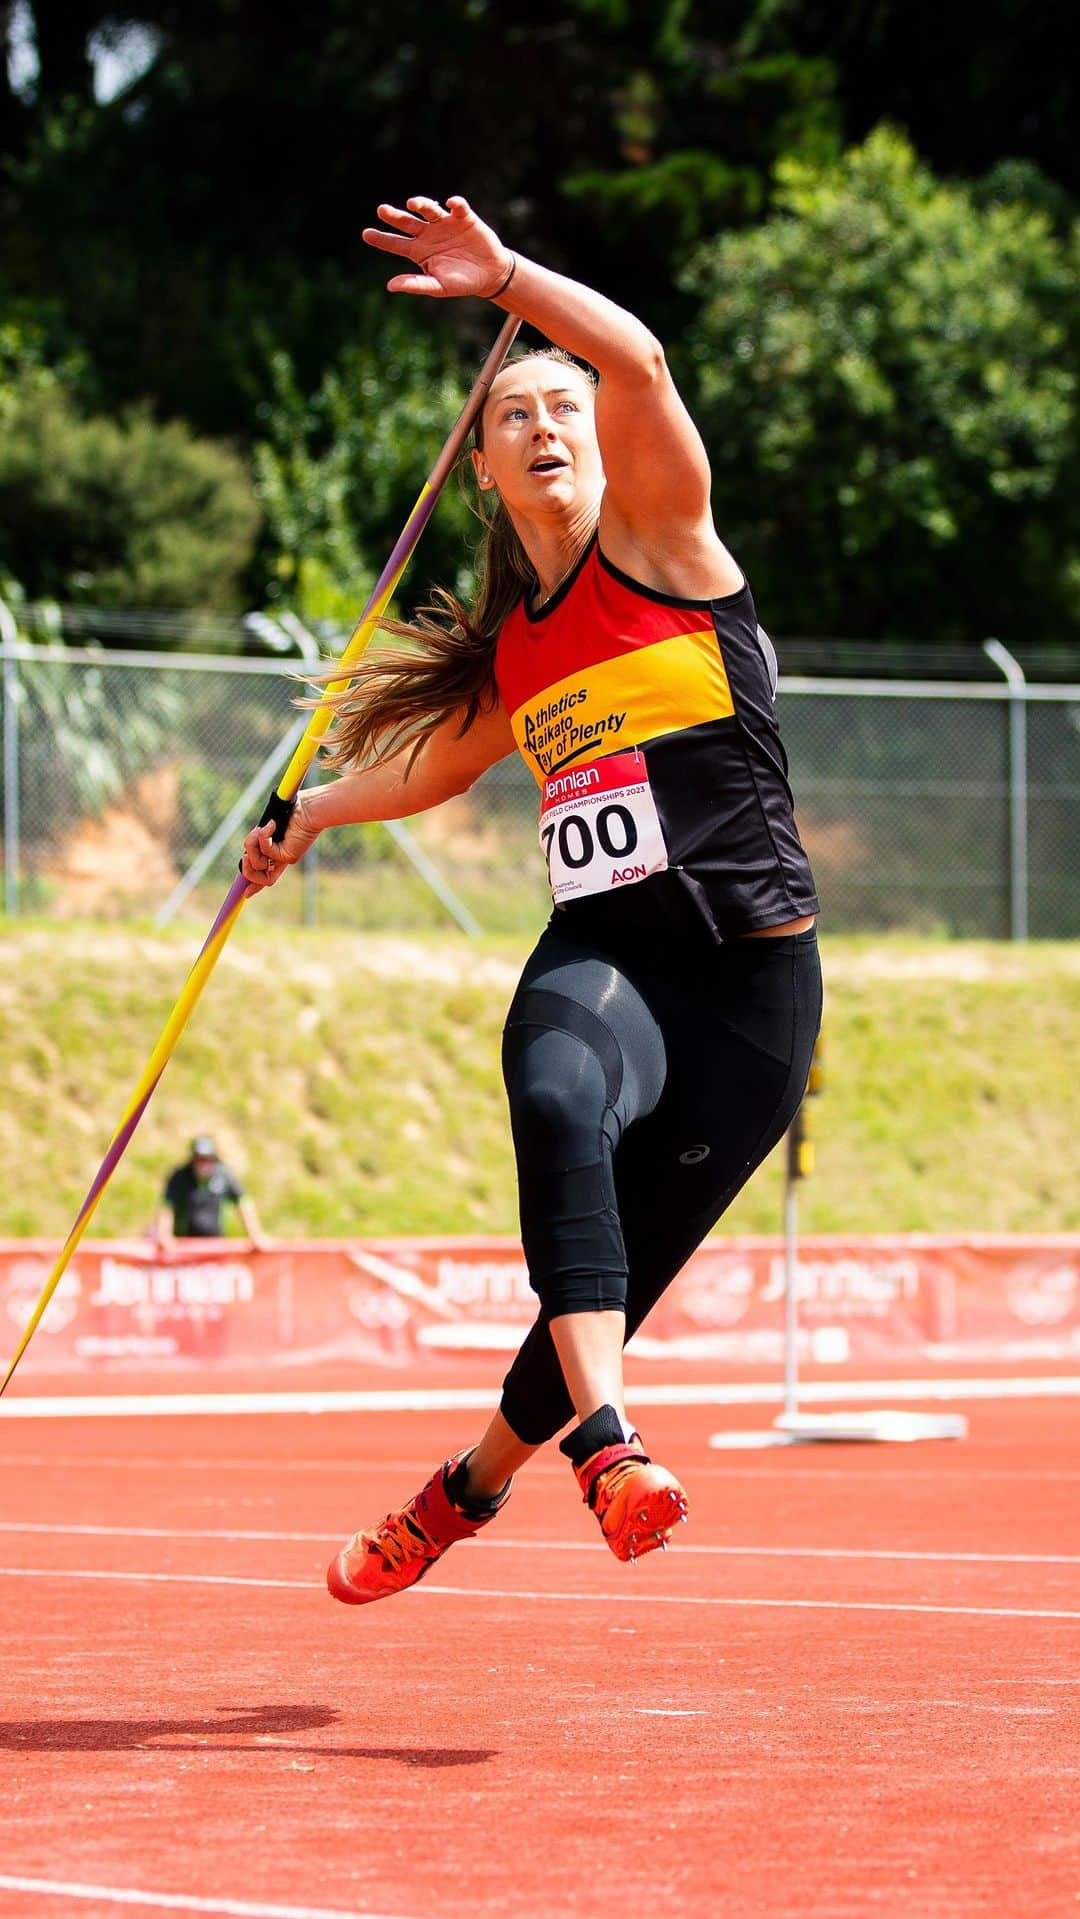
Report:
0,1702,495,1764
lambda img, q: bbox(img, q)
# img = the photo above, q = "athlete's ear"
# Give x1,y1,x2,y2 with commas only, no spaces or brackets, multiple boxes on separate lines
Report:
470,446,496,491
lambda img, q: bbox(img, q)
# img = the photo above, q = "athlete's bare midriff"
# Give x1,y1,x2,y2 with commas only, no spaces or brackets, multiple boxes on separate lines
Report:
739,915,817,939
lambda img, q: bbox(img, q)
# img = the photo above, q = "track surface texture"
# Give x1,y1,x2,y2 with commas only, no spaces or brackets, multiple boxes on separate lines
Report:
0,1395,1077,1919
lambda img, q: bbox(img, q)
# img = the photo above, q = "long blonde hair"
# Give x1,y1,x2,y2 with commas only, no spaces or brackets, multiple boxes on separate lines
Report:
317,346,596,772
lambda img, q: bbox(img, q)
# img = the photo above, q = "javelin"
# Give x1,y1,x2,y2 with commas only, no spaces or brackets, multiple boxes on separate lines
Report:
0,311,521,1396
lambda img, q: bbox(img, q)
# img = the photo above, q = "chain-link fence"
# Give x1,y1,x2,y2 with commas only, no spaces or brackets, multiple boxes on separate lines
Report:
2,601,1078,938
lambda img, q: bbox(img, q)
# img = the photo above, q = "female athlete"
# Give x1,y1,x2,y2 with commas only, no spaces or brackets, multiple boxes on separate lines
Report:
241,194,822,1603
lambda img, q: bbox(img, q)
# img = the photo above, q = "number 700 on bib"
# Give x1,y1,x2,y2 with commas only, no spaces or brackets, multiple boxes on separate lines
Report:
538,748,669,905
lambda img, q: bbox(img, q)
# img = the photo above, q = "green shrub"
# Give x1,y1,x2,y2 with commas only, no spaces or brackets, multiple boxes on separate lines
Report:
253,305,478,623
174,765,247,863
0,375,261,608
682,128,1078,641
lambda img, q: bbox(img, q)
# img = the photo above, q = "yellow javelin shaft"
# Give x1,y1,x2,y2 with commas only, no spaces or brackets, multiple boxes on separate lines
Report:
0,885,249,1386
275,524,421,801
0,314,521,1394
0,551,414,1390
120,515,424,1113
118,546,415,1137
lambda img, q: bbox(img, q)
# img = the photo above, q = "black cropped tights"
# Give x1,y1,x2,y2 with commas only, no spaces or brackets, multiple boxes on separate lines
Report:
499,923,823,1445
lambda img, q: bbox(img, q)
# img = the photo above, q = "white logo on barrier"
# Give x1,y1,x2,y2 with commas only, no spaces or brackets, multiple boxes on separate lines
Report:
2,1260,81,1334
90,1259,254,1309
345,1284,413,1331
1007,1264,1078,1327
345,1249,533,1325
344,1248,535,1331
760,1255,920,1316
679,1261,756,1328
810,1326,851,1364
433,1257,533,1309
76,1335,179,1359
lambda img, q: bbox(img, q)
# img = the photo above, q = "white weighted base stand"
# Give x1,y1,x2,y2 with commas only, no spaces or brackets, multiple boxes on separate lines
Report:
708,1176,968,1450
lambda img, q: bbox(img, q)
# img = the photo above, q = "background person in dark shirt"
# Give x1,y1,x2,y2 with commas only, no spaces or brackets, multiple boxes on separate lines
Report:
155,1137,268,1251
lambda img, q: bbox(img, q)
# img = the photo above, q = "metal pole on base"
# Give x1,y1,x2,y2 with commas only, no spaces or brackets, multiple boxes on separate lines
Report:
781,1132,800,1423
710,1034,968,1449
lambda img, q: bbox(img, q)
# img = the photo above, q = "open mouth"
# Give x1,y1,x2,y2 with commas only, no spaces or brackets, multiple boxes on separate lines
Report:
529,457,566,474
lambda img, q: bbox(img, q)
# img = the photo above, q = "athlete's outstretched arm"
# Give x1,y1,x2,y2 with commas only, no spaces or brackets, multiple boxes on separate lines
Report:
363,196,717,548
240,699,515,892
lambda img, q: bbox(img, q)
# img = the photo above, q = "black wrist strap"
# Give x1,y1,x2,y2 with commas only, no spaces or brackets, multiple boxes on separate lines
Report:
238,787,297,873
257,789,296,837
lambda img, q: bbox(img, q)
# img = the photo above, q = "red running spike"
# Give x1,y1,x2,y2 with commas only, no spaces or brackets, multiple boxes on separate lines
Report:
327,1454,511,1606
567,1436,689,1563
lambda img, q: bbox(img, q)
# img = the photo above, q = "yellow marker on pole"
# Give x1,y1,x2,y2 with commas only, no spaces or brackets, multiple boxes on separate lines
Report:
1,313,521,1395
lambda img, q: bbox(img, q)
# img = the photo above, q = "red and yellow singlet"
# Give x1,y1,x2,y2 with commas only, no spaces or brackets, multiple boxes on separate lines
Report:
495,537,818,943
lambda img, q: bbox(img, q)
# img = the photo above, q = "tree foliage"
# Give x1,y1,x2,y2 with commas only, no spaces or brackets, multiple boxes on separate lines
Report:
1,3,850,435
252,306,477,626
683,129,1078,640
0,338,260,607
1,4,1079,640
17,648,183,840
765,0,1079,211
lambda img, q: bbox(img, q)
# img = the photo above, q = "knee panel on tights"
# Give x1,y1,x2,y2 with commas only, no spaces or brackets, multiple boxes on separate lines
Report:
503,992,628,1317
506,1032,611,1172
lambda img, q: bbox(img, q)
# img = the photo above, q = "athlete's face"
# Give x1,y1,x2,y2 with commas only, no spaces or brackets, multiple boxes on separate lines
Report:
472,361,603,521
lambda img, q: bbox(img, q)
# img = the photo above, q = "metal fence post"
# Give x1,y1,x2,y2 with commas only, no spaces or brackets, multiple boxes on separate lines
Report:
302,826,319,927
982,638,1029,940
258,613,324,931
155,712,308,926
0,599,20,917
280,612,481,934
155,611,318,927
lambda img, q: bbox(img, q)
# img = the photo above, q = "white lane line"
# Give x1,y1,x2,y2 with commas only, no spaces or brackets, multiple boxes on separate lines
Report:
0,1565,1075,1620
0,1455,460,1475
462,1539,1080,1567
0,1522,326,1542
2,1376,1079,1418
1,1453,1078,1486
0,1875,412,1919
417,1584,1080,1622
0,1521,1076,1568
0,1567,313,1590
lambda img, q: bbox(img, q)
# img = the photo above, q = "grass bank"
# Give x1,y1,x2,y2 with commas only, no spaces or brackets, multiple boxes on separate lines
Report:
1,923,1077,1240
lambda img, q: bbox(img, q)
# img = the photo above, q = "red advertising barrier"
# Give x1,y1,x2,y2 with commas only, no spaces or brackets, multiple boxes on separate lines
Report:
1,1235,1078,1376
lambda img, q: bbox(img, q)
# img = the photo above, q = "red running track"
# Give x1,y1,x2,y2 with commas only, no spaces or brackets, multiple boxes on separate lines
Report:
0,1394,1077,1919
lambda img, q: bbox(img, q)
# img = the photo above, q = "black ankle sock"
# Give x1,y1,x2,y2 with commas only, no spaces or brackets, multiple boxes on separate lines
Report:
444,1455,508,1517
558,1404,630,1467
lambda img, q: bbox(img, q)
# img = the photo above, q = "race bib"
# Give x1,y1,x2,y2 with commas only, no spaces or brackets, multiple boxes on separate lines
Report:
538,749,669,905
